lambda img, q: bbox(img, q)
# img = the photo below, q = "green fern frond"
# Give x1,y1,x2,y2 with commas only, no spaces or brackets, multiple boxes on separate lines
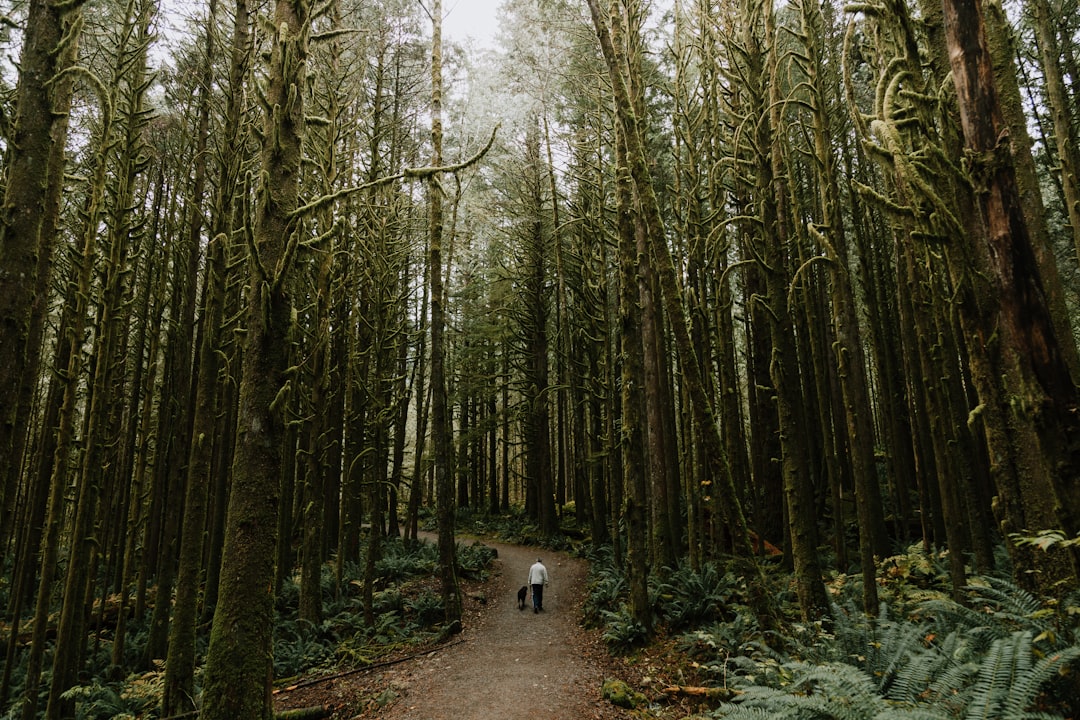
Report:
709,704,777,719
793,662,887,718
966,577,1046,631
923,654,976,709
1003,642,1080,718
966,631,1031,720
873,618,933,695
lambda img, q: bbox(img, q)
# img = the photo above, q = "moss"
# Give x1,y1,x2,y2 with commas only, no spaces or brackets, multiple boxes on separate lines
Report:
601,678,646,709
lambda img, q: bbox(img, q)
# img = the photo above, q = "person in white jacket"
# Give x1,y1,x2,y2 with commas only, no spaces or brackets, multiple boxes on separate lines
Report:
528,559,549,613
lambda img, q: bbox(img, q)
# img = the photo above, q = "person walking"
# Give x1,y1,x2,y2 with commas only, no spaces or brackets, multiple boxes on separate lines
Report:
528,558,549,613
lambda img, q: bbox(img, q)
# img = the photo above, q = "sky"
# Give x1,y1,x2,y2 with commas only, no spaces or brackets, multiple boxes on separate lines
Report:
441,0,504,49
154,0,506,58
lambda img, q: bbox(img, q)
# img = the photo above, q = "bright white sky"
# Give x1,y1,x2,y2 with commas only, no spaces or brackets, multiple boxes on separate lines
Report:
441,0,503,48
155,0,505,57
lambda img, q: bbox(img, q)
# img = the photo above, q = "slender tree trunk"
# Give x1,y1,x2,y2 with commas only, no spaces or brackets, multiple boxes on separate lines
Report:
758,0,829,619
586,0,756,561
428,0,462,629
163,229,225,713
798,0,884,613
1023,0,1080,273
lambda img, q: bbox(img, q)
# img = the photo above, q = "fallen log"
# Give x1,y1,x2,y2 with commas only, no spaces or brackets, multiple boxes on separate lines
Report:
274,637,466,694
661,685,741,701
160,706,332,720
276,707,333,720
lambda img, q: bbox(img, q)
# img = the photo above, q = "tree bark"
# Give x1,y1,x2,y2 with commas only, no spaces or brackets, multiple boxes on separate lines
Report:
428,0,463,629
941,0,1080,591
0,0,85,563
200,0,309,713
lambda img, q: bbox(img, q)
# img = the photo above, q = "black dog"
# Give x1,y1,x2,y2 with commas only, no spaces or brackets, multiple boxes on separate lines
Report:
517,585,528,610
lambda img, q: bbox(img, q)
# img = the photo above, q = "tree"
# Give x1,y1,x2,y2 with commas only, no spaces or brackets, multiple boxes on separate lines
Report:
0,0,87,563
200,0,310,714
941,0,1080,591
428,0,464,630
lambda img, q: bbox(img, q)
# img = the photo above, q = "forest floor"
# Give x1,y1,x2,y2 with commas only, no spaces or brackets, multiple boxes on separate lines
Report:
273,537,642,720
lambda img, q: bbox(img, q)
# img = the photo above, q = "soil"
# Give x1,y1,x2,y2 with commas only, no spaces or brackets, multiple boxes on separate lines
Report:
273,538,639,720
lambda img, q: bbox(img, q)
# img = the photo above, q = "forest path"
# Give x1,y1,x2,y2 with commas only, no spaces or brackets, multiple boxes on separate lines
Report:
370,537,627,720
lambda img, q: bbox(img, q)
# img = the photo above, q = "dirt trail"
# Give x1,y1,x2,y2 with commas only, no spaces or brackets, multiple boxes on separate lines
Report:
373,539,626,720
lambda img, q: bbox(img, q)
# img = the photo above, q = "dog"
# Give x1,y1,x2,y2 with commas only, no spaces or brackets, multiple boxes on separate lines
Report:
517,585,528,610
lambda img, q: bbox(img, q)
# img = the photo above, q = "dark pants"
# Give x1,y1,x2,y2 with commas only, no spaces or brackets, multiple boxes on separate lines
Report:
531,583,544,610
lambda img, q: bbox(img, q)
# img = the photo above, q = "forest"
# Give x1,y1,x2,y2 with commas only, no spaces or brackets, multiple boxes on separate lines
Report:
1,0,1080,713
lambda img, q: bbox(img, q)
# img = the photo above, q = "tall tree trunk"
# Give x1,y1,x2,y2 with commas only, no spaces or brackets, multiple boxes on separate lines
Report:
983,0,1080,381
161,0,222,703
585,0,756,561
612,107,654,634
757,0,830,619
941,0,1080,591
163,227,225,714
797,0,885,613
428,0,463,629
0,0,85,562
1030,0,1080,266
200,0,309,713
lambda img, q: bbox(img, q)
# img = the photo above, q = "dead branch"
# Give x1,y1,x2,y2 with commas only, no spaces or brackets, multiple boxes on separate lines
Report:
273,637,467,694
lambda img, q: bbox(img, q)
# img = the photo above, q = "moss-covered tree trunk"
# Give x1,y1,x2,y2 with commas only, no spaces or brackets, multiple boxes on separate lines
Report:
0,0,85,561
797,0,885,614
162,0,254,700
756,0,830,620
200,0,309,713
520,119,557,536
983,0,1080,383
941,0,1080,591
1028,0,1080,268
586,0,756,561
428,0,463,629
163,225,224,713
612,102,653,635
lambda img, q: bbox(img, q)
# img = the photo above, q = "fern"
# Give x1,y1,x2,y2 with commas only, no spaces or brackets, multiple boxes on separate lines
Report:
456,540,498,579
792,662,892,718
919,577,1046,636
657,562,734,629
966,577,1046,631
705,593,1080,720
963,630,1080,720
583,553,627,628
871,615,934,695
405,589,444,627
599,606,649,653
712,661,954,719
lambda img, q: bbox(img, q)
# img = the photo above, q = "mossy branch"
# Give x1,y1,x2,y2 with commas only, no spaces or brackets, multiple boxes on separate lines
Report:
50,0,92,15
289,124,498,220
53,64,112,129
311,28,362,42
789,254,833,313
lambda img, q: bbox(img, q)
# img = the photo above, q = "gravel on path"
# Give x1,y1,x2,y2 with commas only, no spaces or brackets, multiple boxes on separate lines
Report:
272,537,636,720
371,539,630,720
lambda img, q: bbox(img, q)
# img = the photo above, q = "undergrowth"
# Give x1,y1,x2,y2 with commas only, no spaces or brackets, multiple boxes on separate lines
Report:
11,533,498,720
585,544,1080,719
